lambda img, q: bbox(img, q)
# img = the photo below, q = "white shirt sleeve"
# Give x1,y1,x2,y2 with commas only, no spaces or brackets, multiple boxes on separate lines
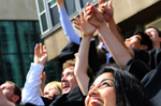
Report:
21,63,45,105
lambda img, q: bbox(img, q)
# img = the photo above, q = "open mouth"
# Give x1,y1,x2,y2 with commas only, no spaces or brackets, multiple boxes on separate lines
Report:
63,85,69,89
89,97,104,106
62,83,70,89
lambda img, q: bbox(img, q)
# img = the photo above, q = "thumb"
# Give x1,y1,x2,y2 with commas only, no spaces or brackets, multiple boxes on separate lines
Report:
108,0,113,9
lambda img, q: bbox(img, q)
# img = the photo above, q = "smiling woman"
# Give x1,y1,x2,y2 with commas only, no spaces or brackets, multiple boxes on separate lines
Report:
85,65,149,106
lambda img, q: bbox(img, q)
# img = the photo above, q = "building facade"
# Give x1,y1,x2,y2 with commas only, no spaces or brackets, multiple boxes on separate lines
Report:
35,0,161,82
0,0,40,87
36,0,161,60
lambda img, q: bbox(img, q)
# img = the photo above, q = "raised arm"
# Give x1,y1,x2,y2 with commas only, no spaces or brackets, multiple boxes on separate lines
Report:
22,43,47,105
86,2,133,68
98,0,124,42
99,22,133,68
73,11,96,95
56,0,80,44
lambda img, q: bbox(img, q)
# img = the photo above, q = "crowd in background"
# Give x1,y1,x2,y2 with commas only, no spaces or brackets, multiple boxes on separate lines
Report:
0,0,161,106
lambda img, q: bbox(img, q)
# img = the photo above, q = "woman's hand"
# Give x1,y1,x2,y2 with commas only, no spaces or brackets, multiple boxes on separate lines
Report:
98,0,113,22
84,3,105,29
73,10,96,37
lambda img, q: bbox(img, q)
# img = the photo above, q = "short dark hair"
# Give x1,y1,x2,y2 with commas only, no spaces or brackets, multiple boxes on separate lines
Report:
14,85,21,104
146,26,161,37
94,65,149,106
135,32,153,50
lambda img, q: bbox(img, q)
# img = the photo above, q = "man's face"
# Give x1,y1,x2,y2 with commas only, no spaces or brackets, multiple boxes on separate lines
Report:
145,28,160,42
61,66,77,94
125,35,142,49
0,82,15,101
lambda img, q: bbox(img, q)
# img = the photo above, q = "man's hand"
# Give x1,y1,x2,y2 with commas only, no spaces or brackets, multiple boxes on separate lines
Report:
56,0,64,7
34,43,47,65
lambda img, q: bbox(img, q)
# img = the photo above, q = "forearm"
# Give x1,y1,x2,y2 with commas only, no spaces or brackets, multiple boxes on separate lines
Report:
99,23,133,68
74,36,91,95
22,63,44,105
109,18,125,43
58,6,80,44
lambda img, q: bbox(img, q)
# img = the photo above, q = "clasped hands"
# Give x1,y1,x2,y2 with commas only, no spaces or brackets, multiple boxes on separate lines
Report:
73,0,113,37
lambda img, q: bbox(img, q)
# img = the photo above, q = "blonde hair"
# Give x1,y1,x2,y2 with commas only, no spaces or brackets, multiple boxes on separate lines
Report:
44,81,62,94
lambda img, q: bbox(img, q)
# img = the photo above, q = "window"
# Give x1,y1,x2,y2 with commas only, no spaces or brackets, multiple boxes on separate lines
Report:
36,0,98,37
36,0,50,33
80,0,97,8
0,21,40,87
48,0,59,26
64,0,76,15
40,13,48,32
38,0,45,12
36,0,80,37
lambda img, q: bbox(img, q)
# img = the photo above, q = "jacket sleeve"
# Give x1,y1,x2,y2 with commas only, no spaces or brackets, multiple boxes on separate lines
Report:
58,6,80,44
21,63,45,105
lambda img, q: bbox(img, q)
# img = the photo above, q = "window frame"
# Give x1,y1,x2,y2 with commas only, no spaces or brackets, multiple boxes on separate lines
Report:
35,0,97,38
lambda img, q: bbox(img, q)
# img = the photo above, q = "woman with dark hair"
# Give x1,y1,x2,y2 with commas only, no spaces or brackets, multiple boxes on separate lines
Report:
73,2,149,106
85,65,149,106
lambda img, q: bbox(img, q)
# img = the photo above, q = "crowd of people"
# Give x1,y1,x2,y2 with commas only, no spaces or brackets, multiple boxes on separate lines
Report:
0,0,161,106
